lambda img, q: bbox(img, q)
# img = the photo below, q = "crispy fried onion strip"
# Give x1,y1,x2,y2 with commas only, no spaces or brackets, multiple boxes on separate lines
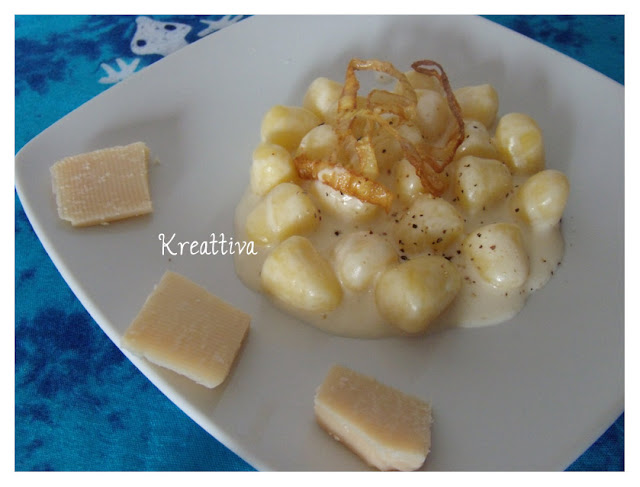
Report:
342,108,450,196
335,58,418,179
410,60,465,170
295,154,394,211
293,58,463,209
337,58,417,118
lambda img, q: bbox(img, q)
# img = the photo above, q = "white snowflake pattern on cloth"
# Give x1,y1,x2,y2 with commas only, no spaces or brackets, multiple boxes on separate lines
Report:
197,15,243,37
99,16,242,85
130,16,192,56
98,58,140,84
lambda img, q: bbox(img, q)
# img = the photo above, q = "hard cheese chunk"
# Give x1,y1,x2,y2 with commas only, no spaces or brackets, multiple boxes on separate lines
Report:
50,141,153,227
122,271,250,389
314,365,432,471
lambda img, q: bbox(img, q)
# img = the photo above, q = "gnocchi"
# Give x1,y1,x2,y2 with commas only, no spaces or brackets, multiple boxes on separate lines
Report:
454,155,512,213
245,182,319,245
303,77,344,120
234,57,569,338
375,255,461,334
494,112,545,175
296,124,338,161
308,178,380,222
260,105,321,152
262,236,342,312
394,194,464,255
333,231,397,292
415,89,453,141
462,223,529,290
512,169,570,227
250,142,297,196
394,157,425,204
454,84,499,129
454,120,499,161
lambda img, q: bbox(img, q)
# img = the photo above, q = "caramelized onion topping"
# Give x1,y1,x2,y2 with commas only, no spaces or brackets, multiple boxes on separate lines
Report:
293,58,465,208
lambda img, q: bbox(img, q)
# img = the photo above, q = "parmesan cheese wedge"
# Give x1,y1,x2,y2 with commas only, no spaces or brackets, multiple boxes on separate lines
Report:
314,365,432,471
122,271,250,389
50,141,153,226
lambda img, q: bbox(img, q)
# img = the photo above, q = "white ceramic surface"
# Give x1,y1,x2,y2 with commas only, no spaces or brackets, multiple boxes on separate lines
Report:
15,15,624,471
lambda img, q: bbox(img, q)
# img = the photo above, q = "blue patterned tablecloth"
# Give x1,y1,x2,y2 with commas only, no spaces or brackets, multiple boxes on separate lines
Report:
15,15,624,471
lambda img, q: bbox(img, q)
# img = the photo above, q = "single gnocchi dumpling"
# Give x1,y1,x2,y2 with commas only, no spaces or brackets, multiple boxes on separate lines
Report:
261,235,342,312
333,232,398,292
415,89,452,141
454,120,499,161
454,155,512,213
296,124,338,161
513,169,570,227
303,77,344,121
394,158,425,204
371,130,403,170
463,223,529,290
494,113,545,175
395,194,464,254
261,105,321,152
245,182,319,245
454,84,499,129
375,255,462,334
250,142,298,196
308,178,380,223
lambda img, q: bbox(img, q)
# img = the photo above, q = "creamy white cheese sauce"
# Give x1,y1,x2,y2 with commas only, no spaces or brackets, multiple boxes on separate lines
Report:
233,173,564,339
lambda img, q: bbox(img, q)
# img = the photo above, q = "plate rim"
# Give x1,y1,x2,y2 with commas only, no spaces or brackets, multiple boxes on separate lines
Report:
15,14,624,471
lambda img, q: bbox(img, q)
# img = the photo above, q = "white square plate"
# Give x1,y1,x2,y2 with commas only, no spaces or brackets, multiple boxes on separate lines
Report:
15,15,624,471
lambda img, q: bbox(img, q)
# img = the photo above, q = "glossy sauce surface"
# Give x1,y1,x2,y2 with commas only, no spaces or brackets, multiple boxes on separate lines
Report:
234,172,564,338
